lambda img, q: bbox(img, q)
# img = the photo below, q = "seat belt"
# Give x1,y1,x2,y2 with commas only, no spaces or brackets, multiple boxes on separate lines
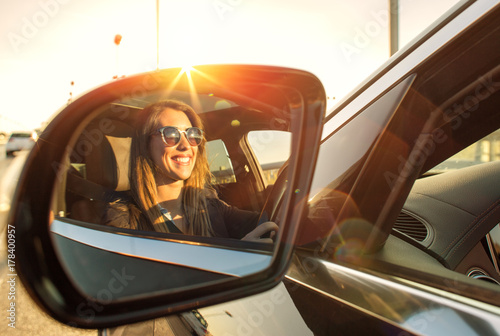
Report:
67,169,182,234
66,170,129,203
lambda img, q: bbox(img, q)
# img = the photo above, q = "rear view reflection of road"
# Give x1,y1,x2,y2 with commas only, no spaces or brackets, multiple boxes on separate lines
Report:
0,148,27,233
0,147,96,336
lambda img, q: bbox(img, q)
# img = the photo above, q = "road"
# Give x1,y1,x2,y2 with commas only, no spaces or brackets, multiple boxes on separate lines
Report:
0,144,96,336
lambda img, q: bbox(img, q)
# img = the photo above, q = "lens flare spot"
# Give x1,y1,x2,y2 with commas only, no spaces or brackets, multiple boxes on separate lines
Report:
333,218,373,263
215,100,231,110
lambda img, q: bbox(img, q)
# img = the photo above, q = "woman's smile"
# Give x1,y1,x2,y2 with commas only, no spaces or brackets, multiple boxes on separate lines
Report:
170,154,193,165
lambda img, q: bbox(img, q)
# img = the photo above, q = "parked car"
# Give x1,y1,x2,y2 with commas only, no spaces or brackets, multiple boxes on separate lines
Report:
5,131,36,157
7,1,500,335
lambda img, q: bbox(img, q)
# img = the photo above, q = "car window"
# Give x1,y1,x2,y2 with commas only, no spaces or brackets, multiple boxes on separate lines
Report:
206,139,236,184
247,130,291,185
300,77,414,246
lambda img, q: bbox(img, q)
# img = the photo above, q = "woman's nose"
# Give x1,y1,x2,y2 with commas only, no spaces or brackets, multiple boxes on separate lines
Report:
176,133,191,150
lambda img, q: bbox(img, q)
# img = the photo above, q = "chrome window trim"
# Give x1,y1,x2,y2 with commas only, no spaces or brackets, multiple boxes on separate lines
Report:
287,257,500,335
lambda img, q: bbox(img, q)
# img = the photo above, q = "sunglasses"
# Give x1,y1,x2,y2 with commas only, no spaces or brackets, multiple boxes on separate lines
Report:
154,126,204,147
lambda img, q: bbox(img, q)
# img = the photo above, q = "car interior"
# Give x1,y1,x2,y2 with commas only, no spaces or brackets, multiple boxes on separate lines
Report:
394,133,500,285
55,91,291,243
375,65,500,301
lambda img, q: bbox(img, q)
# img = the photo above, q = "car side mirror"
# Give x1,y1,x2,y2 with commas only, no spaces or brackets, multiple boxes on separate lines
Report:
9,65,325,328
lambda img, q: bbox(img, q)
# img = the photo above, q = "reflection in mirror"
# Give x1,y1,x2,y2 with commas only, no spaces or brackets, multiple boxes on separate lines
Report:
48,67,305,302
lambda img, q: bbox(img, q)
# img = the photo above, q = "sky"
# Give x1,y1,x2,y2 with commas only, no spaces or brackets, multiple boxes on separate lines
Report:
0,0,460,132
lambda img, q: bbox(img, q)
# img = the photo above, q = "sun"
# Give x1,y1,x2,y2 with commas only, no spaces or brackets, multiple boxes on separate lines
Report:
180,65,194,76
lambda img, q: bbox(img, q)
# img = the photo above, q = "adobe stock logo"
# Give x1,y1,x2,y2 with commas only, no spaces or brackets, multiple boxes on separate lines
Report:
74,268,136,324
7,0,72,53
212,0,243,20
339,9,390,63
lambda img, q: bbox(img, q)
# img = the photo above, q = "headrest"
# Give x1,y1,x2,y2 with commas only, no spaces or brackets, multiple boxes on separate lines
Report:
73,119,134,192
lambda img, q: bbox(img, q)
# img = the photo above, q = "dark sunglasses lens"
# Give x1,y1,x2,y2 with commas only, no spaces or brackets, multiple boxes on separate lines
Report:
162,127,180,146
186,128,203,146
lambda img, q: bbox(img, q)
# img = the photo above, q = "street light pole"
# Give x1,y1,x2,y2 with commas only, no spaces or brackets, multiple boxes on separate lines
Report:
389,0,399,56
156,0,160,70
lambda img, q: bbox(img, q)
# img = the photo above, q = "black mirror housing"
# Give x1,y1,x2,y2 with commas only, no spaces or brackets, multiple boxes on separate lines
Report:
9,64,325,328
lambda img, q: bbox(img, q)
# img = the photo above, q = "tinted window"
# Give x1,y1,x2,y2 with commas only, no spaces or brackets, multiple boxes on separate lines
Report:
299,78,414,246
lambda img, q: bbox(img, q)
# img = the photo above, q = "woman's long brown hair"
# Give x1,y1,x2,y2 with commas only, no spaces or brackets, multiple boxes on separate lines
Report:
129,99,214,236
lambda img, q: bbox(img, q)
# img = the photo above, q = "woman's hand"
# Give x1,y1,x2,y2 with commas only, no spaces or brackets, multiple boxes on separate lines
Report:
242,221,279,243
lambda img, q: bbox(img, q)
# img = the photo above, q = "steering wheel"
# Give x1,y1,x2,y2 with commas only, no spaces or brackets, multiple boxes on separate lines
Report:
257,165,289,238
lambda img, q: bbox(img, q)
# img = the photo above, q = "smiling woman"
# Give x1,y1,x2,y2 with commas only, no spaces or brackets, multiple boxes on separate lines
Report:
99,98,278,240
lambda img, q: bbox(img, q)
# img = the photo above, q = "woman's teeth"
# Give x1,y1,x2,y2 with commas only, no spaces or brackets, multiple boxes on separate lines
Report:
173,156,190,163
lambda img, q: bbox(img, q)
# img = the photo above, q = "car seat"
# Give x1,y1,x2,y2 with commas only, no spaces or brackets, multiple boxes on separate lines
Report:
65,117,134,224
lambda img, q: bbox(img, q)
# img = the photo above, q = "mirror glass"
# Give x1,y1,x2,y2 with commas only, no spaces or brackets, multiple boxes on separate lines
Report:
48,67,306,302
